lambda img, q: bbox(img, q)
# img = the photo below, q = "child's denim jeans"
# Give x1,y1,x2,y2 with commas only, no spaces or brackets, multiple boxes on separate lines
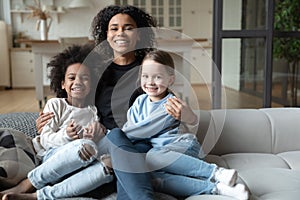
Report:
28,138,113,200
147,133,217,196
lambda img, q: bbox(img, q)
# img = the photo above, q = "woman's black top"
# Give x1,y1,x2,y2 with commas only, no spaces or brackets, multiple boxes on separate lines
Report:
95,59,144,130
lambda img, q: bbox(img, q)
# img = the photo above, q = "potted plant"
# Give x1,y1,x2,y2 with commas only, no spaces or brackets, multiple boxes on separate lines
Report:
273,0,300,106
27,0,52,40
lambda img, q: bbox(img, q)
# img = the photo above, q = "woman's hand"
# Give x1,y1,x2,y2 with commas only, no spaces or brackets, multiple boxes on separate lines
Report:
36,112,54,134
83,121,106,143
165,96,197,125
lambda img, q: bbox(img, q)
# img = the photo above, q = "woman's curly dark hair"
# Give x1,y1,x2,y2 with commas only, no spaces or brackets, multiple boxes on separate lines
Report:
91,5,157,60
47,43,95,98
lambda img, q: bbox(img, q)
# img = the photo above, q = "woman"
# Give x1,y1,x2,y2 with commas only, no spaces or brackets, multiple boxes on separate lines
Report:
91,5,157,200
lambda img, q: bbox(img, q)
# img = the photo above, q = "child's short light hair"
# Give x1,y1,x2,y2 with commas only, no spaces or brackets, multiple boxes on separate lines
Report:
142,50,175,75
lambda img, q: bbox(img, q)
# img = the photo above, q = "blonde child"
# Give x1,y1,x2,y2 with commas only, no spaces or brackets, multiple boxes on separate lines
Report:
123,50,249,200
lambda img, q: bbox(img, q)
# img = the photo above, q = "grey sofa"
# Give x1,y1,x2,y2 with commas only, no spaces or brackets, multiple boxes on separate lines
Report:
192,108,300,200
1,108,300,200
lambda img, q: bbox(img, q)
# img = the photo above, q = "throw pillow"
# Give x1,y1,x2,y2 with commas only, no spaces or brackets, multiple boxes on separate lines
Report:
0,128,39,189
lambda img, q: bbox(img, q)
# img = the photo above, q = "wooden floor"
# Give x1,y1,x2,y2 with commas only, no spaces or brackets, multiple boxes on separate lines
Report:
190,84,283,110
0,85,283,114
0,88,41,113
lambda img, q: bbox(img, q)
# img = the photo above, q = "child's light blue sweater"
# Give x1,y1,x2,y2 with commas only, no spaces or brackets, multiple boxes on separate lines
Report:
122,93,182,148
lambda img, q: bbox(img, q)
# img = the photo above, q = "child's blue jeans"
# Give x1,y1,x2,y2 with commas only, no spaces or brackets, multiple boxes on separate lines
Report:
147,134,217,196
28,138,113,200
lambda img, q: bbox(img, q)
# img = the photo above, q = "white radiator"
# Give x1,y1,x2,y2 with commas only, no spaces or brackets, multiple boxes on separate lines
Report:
0,20,10,87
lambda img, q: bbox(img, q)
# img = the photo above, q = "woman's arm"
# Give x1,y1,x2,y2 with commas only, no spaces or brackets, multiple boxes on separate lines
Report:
165,96,197,124
165,96,198,133
39,99,76,150
36,112,54,134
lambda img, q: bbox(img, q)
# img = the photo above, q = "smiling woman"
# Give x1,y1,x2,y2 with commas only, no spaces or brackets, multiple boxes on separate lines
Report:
87,5,158,200
106,13,139,60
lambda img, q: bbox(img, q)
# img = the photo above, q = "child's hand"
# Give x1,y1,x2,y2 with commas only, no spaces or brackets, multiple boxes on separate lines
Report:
83,121,106,143
66,120,82,140
165,96,197,125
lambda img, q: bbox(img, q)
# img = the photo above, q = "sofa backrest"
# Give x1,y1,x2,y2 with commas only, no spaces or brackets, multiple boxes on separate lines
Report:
196,108,300,155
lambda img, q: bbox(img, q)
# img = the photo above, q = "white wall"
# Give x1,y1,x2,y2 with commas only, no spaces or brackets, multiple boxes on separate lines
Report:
10,0,114,40
182,0,212,39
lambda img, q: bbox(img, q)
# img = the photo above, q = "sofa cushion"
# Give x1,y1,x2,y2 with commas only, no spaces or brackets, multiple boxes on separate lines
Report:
277,151,300,170
255,190,300,200
0,128,38,189
261,108,300,153
199,109,273,155
199,108,300,156
239,168,300,199
185,195,233,200
205,153,291,171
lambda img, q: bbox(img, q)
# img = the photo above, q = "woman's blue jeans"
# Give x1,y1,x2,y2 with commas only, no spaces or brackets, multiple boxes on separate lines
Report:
28,139,113,200
105,130,217,199
105,128,153,200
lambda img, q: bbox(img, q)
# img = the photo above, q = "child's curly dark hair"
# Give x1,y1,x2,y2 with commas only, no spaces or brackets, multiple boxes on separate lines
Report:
90,5,157,60
47,43,95,98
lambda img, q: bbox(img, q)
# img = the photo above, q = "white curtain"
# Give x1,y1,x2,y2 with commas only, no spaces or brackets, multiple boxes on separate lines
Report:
0,0,11,24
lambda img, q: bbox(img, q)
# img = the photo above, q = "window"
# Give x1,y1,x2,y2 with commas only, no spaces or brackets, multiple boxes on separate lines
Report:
168,0,181,27
213,0,300,108
115,0,182,30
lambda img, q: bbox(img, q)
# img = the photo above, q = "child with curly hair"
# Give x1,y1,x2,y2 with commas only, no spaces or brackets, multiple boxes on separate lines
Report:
0,43,113,200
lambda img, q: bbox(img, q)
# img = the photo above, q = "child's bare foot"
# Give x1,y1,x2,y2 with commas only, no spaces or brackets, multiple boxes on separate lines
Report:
1,179,35,195
2,192,37,200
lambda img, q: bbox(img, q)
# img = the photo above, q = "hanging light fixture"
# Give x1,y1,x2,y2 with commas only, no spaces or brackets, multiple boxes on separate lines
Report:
67,0,92,8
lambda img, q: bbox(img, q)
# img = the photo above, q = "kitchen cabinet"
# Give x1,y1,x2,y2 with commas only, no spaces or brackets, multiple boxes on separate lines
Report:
10,49,35,88
190,46,212,85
